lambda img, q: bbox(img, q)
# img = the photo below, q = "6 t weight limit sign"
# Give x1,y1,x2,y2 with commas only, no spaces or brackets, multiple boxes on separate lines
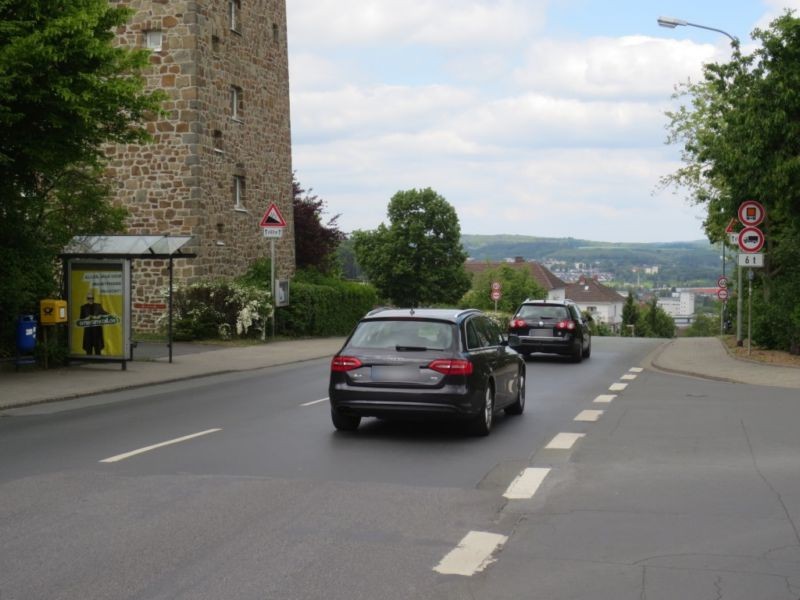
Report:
738,253,764,267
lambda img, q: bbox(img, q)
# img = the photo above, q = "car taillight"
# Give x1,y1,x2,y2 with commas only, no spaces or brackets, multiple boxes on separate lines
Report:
331,356,362,372
427,359,474,376
556,320,576,331
510,319,527,329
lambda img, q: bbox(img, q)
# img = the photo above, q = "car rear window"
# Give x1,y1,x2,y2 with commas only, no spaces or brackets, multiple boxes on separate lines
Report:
517,305,569,320
348,320,455,350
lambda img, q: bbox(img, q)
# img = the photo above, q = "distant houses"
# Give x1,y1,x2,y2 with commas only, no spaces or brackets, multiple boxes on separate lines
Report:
465,257,625,332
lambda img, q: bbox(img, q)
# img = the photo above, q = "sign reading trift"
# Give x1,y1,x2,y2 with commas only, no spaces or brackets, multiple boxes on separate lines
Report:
260,203,287,228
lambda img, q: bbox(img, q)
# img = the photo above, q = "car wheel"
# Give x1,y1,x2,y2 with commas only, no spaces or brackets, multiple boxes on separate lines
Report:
331,407,361,431
571,340,583,363
582,337,592,359
505,368,525,415
471,384,494,436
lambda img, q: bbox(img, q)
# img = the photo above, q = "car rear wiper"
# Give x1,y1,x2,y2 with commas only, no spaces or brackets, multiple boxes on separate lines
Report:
395,345,429,351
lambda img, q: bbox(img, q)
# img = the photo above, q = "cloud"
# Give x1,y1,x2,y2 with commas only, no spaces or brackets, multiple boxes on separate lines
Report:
287,0,548,48
513,36,722,99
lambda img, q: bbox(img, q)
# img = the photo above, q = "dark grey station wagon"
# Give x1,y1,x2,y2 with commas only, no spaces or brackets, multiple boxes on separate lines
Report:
329,308,526,436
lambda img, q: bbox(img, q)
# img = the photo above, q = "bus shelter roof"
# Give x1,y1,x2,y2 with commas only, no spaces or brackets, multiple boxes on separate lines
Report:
62,235,197,259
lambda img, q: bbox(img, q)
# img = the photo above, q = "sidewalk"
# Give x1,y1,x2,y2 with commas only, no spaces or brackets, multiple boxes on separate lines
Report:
648,336,800,388
0,337,346,410
1,337,798,412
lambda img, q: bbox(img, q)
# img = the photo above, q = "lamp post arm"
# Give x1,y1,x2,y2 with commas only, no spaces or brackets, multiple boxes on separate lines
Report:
684,21,739,45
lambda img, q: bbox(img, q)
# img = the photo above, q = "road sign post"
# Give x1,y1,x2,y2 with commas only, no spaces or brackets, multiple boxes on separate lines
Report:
260,203,288,339
735,200,766,347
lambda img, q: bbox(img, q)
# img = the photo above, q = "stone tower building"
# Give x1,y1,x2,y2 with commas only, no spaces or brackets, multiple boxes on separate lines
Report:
106,0,294,329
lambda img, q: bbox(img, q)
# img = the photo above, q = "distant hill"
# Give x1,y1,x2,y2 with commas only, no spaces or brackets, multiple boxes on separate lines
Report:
461,234,721,287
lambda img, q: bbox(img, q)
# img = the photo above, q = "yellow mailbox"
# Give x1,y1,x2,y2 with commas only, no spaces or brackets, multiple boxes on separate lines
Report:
40,299,68,325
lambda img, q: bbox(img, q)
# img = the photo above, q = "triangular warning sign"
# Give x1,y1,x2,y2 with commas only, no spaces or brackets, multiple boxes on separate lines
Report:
260,203,287,228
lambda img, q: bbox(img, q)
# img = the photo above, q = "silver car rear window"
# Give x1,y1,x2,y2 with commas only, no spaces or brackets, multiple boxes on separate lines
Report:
348,320,454,350
517,305,569,320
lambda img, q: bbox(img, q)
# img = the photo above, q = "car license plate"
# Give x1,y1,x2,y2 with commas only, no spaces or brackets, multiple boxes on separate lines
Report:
371,366,419,382
529,329,553,338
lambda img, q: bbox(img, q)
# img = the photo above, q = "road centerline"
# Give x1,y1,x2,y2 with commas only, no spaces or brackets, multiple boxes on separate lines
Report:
301,397,329,407
503,467,551,499
433,531,508,576
99,428,222,463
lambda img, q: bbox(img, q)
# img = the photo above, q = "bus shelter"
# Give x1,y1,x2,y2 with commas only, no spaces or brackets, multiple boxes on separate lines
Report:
62,235,196,369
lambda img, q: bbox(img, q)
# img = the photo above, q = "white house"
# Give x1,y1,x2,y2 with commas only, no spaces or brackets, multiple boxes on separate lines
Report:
549,276,625,332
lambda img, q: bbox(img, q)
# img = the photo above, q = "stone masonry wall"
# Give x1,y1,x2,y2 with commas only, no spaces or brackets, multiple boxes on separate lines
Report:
106,0,294,331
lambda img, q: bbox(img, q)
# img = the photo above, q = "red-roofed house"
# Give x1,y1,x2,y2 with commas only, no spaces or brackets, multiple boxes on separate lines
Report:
555,275,625,332
464,257,566,293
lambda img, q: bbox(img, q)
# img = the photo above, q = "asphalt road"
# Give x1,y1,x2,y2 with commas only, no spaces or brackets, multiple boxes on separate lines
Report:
2,337,797,599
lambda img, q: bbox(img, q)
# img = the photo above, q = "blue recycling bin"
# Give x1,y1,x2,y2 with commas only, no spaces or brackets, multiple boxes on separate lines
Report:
16,315,37,353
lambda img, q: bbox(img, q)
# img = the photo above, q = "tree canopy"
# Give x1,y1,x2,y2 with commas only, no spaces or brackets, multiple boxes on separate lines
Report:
461,263,546,313
0,0,164,354
292,176,345,275
664,12,800,352
352,188,470,306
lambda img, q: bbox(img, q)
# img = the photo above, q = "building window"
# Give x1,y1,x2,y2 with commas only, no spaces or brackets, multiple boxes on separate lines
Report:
144,30,163,51
212,34,221,53
229,0,241,33
272,23,279,44
213,130,223,153
233,176,245,210
230,85,243,121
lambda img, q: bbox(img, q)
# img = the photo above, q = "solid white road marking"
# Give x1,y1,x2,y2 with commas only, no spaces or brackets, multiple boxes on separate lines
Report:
503,467,551,499
99,429,222,463
621,374,637,381
301,397,329,407
433,531,508,576
629,367,644,373
546,432,585,450
594,394,617,403
609,382,628,392
574,410,603,422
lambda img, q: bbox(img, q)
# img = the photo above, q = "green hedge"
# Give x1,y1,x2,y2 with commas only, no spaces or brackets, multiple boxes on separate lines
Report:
276,280,379,337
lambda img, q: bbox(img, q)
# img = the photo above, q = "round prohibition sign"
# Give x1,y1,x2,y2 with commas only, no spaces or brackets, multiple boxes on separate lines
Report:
717,276,729,289
717,288,729,301
491,290,502,301
738,200,765,227
738,226,765,253
491,281,502,291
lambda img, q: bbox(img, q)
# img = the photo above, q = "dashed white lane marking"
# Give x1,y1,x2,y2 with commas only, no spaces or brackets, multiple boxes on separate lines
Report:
574,410,603,422
629,367,644,373
621,374,637,381
546,432,585,450
301,397,328,407
99,429,222,463
433,531,508,576
609,382,628,392
503,467,551,499
594,394,617,403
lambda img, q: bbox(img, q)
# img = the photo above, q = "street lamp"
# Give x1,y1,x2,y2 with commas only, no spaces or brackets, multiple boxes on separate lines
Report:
658,15,740,338
657,16,739,45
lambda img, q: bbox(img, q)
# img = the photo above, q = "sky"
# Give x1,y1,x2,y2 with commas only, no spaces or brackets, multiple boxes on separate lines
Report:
286,0,800,243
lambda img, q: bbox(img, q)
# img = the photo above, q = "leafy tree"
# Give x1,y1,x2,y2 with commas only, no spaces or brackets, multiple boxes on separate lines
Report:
637,298,676,339
664,12,800,352
0,0,164,354
460,263,546,312
352,188,470,306
685,313,720,337
293,175,345,275
621,291,639,336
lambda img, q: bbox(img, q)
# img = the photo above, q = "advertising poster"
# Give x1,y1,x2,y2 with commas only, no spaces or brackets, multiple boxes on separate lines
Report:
68,261,128,360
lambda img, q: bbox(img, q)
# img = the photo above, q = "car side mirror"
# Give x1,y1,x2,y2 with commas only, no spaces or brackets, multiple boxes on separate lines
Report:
507,334,520,346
